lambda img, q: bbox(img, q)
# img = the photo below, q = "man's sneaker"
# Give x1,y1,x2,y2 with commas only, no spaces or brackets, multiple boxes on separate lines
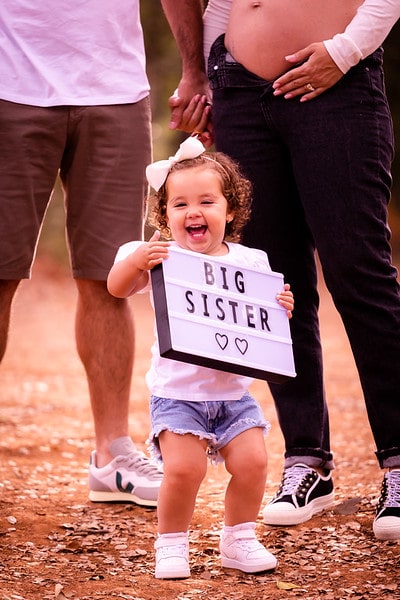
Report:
373,469,400,541
154,532,190,579
263,463,335,526
220,522,277,573
88,450,163,507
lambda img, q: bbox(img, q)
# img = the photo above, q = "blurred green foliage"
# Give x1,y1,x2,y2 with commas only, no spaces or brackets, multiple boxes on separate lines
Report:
40,5,400,265
140,2,186,159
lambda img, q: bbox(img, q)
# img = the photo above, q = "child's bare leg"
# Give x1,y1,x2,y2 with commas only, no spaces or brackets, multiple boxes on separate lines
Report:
219,428,277,573
221,428,268,525
154,431,208,579
157,431,208,533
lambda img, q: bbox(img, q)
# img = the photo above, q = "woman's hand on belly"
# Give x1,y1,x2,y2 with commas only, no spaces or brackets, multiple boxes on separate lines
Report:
272,42,344,102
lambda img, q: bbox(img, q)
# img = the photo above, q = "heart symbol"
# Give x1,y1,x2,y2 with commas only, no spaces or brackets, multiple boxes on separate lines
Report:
235,338,248,355
215,333,228,350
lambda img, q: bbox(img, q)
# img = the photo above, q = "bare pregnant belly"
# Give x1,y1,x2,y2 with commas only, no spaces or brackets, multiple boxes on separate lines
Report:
225,0,363,80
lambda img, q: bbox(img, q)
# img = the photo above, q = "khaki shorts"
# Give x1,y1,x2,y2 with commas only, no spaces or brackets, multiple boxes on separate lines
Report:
0,97,151,279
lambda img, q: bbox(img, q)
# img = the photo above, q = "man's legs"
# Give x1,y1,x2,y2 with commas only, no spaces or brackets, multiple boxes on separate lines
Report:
0,98,162,506
75,279,133,466
62,101,163,506
75,278,162,507
0,100,66,377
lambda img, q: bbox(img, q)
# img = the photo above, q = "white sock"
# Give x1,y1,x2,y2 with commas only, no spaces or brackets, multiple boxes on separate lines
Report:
158,531,188,540
222,522,256,536
109,436,136,457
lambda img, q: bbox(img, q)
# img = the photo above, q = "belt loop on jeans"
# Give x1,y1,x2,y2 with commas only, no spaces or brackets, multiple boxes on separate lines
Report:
208,34,228,89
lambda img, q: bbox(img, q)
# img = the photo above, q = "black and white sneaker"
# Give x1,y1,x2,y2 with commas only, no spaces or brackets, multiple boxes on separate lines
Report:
373,469,400,541
263,463,334,526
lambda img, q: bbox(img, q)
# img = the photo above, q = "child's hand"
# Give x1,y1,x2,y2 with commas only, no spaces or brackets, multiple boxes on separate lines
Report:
277,283,294,319
133,230,170,271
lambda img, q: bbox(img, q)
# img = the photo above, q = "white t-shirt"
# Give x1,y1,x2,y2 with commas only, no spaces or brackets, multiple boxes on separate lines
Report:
203,0,400,73
114,241,272,401
0,1,149,106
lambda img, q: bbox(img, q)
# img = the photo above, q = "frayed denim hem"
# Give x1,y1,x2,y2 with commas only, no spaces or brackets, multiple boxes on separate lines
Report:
147,419,269,466
146,427,216,465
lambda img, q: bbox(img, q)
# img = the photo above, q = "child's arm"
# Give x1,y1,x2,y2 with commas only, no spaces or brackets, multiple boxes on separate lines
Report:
107,231,170,298
276,283,294,319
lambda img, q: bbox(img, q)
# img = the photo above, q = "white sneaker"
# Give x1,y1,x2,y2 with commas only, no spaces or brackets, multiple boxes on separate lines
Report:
88,450,163,507
220,522,277,573
154,532,190,579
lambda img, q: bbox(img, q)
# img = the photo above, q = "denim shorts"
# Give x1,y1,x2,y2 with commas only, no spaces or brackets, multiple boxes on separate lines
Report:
148,391,270,464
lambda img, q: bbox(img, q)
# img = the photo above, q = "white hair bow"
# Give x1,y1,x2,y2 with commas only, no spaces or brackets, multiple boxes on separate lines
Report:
146,136,206,191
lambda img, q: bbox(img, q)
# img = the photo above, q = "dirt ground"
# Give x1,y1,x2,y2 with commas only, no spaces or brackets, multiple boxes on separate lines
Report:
1,253,399,600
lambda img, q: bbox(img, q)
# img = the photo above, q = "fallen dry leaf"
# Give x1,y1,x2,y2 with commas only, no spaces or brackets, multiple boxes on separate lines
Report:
276,580,304,590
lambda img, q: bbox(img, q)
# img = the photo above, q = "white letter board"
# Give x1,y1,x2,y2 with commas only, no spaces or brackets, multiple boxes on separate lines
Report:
151,245,296,383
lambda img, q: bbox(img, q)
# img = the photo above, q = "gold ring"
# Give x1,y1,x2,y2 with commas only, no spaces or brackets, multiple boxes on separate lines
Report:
305,83,316,92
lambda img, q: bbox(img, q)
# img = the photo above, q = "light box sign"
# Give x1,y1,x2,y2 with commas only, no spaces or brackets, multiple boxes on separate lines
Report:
151,246,296,383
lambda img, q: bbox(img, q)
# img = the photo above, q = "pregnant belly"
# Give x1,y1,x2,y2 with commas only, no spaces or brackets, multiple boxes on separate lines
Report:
225,0,362,80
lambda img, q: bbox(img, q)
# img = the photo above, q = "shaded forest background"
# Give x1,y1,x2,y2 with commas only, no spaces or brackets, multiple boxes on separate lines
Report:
40,5,400,264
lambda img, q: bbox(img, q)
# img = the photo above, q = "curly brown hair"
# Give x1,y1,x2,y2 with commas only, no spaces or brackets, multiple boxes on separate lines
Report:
147,151,252,242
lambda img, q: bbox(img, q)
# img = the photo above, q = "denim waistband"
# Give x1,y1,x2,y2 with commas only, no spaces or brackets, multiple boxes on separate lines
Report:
207,33,384,91
208,34,268,90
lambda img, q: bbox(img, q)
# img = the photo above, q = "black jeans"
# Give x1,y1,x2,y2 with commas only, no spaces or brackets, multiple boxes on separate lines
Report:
209,35,400,469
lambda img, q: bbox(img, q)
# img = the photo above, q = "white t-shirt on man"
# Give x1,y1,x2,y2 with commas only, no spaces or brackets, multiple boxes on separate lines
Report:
0,1,149,106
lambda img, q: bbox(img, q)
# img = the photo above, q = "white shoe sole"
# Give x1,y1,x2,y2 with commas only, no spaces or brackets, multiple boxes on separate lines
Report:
155,567,190,579
373,517,400,541
89,489,157,507
263,491,335,526
221,555,277,573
